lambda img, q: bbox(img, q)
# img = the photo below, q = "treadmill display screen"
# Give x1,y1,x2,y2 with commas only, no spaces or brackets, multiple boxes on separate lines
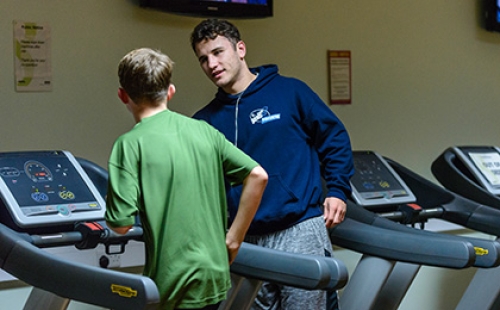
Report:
455,146,500,195
0,150,105,228
350,151,416,207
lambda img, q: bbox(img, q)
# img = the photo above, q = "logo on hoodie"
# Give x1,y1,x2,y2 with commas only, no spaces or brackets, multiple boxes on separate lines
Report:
249,106,280,125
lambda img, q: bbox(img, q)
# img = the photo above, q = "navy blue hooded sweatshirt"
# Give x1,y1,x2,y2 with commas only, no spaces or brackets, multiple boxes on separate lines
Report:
193,65,354,235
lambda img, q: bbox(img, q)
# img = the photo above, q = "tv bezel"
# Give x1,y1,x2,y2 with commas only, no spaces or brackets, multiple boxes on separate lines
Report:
140,0,273,18
484,0,500,32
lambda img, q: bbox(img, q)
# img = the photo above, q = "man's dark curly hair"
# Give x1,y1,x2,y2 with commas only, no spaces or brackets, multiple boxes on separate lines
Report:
190,19,241,51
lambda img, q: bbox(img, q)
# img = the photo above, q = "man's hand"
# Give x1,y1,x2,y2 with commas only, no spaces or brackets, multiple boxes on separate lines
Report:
323,197,346,228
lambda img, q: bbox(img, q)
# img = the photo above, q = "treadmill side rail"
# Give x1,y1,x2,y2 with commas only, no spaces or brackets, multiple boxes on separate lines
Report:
231,242,348,291
0,224,160,310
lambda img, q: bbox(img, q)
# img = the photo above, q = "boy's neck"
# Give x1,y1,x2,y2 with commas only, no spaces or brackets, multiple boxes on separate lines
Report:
133,102,168,123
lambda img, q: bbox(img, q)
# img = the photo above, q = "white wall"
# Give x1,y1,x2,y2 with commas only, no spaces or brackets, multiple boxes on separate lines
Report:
1,0,500,309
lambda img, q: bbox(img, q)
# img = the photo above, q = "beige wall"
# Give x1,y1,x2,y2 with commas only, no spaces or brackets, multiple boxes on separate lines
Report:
2,1,499,178
1,0,500,309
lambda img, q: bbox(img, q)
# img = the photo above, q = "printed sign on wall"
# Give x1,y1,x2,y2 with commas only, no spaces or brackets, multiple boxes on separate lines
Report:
328,50,351,105
13,20,52,92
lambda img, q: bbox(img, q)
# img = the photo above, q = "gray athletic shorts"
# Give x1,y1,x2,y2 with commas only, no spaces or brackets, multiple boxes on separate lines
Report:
245,215,334,310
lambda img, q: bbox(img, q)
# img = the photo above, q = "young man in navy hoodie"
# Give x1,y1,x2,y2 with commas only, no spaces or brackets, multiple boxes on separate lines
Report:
191,19,354,310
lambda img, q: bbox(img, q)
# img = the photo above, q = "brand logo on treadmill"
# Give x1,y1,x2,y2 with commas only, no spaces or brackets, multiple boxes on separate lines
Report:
475,247,489,256
249,106,280,124
111,284,138,298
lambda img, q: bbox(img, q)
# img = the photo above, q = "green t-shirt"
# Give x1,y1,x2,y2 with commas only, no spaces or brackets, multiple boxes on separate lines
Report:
105,110,258,309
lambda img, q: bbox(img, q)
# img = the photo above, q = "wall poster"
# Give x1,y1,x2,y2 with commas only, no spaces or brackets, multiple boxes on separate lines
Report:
13,20,52,92
328,50,351,105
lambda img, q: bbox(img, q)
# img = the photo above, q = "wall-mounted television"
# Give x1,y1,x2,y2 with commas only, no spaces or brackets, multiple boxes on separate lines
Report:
484,0,500,32
140,0,273,18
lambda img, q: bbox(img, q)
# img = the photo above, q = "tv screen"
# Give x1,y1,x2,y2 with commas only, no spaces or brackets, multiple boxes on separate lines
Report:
485,0,500,32
140,0,273,18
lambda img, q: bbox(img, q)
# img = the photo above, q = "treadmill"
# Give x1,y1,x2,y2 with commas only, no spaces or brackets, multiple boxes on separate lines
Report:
330,150,500,310
0,150,349,310
432,145,500,310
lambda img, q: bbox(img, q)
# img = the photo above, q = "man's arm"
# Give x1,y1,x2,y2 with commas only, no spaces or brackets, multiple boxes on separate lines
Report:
226,165,268,264
297,83,354,228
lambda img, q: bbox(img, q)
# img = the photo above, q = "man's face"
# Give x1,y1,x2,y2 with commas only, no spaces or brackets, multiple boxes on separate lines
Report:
195,35,245,94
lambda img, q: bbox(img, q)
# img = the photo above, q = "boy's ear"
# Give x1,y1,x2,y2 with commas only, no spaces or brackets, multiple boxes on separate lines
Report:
117,87,130,104
167,84,176,101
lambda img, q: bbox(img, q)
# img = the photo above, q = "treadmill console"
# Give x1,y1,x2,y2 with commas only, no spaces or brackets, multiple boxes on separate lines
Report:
0,150,105,229
351,151,416,207
451,146,500,195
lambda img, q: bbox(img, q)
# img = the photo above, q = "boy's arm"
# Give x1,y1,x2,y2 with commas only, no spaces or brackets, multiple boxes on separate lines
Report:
225,165,268,264
106,223,133,235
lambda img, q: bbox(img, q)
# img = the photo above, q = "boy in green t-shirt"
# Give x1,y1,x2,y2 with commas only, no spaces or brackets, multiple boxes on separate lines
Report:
105,48,268,310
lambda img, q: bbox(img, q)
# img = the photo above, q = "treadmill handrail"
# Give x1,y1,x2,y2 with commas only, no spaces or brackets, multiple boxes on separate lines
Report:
26,222,143,249
23,221,349,291
348,204,500,268
388,156,500,238
330,217,476,269
370,205,500,267
1,221,349,308
0,223,160,310
232,242,348,291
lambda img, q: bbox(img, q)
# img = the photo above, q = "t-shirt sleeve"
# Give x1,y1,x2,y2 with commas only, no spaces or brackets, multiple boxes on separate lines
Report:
105,140,140,228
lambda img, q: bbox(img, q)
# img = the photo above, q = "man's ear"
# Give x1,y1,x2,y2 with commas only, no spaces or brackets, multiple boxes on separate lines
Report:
117,87,130,104
236,40,247,60
167,84,176,101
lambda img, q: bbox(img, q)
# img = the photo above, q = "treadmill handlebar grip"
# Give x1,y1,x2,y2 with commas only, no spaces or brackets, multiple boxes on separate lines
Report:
74,221,143,252
369,212,500,268
378,207,444,223
0,224,21,267
464,205,500,238
330,218,475,269
27,221,143,250
231,242,348,291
